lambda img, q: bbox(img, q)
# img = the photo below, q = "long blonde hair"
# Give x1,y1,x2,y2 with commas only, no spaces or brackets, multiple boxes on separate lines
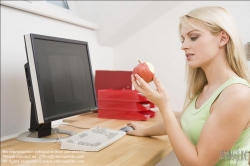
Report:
179,6,250,111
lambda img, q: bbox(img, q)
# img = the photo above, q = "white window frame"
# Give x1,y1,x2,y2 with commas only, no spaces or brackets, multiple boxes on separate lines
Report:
0,1,98,30
30,1,76,17
45,0,69,10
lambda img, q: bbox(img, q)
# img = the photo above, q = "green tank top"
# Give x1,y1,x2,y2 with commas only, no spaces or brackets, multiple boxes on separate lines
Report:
181,77,250,166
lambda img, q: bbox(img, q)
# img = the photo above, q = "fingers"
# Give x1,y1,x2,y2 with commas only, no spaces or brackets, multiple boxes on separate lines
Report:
126,122,145,136
153,75,165,92
126,122,134,135
127,122,132,126
131,74,153,93
134,74,148,89
126,122,137,135
127,121,136,127
131,74,143,93
126,130,134,135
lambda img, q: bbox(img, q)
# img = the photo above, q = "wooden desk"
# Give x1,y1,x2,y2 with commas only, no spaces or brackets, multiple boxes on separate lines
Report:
1,111,180,166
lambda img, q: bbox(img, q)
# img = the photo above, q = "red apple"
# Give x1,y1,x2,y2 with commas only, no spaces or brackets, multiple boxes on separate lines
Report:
133,60,155,83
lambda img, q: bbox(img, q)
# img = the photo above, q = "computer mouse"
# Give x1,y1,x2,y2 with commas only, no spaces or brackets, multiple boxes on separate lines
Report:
120,126,134,132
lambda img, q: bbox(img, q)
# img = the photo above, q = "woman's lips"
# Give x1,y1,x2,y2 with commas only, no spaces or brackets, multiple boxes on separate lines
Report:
186,54,194,60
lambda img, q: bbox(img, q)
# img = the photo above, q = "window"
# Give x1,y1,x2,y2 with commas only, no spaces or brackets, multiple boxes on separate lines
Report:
46,0,69,9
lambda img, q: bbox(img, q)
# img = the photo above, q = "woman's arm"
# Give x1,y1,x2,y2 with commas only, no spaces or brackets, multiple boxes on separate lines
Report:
132,74,250,166
127,113,182,136
161,85,250,166
127,121,166,136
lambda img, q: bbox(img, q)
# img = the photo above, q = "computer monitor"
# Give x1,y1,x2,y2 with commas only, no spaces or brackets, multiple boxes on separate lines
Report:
17,34,98,142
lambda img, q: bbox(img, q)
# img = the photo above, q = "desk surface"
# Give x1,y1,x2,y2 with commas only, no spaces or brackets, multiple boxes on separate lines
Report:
1,111,179,166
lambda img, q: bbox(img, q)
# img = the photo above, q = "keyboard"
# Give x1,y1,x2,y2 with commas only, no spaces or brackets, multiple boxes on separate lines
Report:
60,127,126,152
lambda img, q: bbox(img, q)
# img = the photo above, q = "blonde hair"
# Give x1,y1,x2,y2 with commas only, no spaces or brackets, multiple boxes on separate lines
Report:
179,6,250,111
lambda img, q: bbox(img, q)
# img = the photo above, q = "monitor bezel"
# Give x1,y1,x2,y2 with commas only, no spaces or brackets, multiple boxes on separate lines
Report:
24,33,98,124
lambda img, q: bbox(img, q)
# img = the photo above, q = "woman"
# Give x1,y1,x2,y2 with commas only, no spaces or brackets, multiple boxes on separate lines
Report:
129,6,250,166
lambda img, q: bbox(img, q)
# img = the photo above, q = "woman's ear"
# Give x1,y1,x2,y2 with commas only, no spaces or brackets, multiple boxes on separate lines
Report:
219,31,229,47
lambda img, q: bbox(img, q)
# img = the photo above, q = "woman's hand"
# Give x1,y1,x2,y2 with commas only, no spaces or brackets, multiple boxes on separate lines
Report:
126,121,146,136
131,74,170,111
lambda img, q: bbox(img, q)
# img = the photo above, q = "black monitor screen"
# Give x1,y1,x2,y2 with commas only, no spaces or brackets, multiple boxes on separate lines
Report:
31,36,97,122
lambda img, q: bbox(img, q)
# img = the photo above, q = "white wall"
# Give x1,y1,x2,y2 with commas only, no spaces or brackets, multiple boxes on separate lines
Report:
1,5,114,139
113,1,250,113
89,1,149,47
74,1,182,47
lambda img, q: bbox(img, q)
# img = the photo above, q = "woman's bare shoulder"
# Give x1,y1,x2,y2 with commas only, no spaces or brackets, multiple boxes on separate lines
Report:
213,83,250,120
221,83,250,99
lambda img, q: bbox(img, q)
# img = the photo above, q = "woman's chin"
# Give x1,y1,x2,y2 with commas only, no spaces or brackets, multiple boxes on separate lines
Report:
187,63,199,69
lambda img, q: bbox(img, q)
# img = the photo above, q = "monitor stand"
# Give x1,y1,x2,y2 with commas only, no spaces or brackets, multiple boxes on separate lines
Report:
17,128,76,143
17,103,76,143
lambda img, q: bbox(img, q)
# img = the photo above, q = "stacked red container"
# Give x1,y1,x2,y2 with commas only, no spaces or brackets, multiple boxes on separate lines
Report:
98,89,156,120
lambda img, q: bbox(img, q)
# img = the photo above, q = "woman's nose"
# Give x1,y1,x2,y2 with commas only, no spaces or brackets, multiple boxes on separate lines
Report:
181,40,190,50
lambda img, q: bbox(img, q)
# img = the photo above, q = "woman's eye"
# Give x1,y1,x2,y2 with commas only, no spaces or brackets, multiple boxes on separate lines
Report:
191,37,198,41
